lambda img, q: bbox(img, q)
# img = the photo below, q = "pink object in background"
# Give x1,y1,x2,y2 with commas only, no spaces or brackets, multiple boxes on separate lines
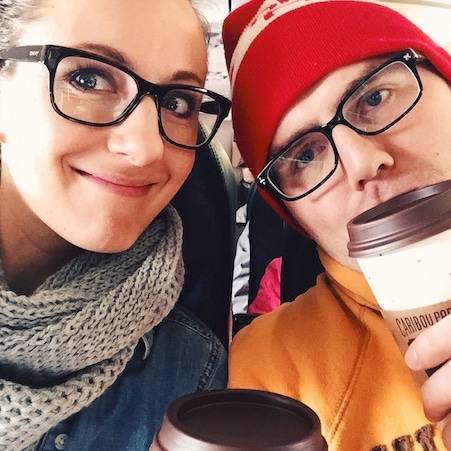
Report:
248,257,282,315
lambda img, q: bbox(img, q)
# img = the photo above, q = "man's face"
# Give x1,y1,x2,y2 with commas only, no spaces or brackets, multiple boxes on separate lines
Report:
271,56,451,270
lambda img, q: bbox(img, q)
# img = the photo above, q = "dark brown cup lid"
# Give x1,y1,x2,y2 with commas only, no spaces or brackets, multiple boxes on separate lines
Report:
154,389,327,450
348,180,451,258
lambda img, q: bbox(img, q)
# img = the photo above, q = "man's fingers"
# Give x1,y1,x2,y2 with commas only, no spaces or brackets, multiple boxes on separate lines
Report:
421,359,451,423
441,412,451,450
405,315,451,371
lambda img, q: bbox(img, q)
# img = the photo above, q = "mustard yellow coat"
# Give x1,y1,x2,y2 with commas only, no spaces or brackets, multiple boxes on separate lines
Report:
229,251,446,451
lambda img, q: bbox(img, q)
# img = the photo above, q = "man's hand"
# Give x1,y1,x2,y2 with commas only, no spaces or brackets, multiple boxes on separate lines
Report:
405,314,451,449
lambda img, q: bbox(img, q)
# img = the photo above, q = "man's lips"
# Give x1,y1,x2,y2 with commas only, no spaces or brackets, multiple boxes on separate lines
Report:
352,184,422,218
74,169,156,197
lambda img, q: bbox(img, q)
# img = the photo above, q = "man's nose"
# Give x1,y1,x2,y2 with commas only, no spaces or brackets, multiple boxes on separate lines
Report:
107,96,164,167
332,124,394,190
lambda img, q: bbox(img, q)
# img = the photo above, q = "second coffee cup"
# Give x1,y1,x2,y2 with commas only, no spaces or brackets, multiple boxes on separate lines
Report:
151,389,327,450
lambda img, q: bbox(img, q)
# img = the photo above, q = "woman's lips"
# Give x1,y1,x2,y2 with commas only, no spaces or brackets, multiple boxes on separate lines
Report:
75,169,154,197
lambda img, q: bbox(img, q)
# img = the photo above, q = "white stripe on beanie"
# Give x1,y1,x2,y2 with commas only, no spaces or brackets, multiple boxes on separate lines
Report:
229,0,379,90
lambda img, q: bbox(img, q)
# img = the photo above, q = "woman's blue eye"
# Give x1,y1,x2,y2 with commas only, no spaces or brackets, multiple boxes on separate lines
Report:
73,73,97,89
164,95,194,118
364,90,383,107
70,69,111,91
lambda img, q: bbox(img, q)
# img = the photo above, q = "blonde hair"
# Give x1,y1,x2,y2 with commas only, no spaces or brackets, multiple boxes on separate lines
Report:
0,0,210,54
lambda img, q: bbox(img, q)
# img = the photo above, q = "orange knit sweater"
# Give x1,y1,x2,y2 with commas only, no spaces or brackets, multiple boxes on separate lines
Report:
229,251,446,450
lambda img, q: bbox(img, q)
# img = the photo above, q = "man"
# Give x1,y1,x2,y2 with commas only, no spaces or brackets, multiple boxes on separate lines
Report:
222,1,451,449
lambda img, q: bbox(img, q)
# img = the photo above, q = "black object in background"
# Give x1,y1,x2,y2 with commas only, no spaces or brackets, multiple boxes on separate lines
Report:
173,126,237,347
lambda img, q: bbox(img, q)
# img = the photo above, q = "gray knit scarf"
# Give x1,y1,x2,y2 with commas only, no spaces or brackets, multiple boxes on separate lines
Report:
0,205,184,450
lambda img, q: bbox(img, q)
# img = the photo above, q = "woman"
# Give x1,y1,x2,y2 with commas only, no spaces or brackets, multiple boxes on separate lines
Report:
0,0,230,450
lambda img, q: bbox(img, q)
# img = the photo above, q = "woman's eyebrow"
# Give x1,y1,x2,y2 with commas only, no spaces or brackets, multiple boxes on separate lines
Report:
74,42,204,86
76,42,133,68
170,70,204,86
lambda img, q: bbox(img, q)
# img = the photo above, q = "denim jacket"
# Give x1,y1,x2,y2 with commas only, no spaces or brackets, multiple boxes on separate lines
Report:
34,306,227,451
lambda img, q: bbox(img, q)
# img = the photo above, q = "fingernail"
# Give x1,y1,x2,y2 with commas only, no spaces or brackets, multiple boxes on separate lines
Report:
405,347,419,370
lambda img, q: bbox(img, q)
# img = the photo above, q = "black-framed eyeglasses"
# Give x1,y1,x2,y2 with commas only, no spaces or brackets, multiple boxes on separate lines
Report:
0,45,232,150
256,49,424,201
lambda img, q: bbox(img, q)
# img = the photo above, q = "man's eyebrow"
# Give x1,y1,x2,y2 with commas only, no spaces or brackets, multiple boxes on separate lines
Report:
75,43,204,86
270,59,385,157
339,59,384,105
270,121,316,157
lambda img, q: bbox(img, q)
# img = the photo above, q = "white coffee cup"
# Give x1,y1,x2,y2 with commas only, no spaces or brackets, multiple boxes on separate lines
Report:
347,180,451,380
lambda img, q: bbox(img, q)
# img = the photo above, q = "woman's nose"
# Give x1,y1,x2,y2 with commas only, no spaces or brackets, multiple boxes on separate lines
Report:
107,96,164,167
332,124,394,190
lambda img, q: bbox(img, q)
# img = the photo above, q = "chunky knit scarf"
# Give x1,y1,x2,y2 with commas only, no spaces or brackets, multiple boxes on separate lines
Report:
0,205,184,450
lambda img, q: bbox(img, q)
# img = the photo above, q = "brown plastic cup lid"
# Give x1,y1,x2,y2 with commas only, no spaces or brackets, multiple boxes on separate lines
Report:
347,180,451,258
154,389,327,450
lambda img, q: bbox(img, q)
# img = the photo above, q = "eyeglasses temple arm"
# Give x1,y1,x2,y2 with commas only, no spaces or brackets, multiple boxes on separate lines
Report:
0,45,46,63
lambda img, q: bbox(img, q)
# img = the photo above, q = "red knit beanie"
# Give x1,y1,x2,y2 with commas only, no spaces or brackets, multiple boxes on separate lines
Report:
223,0,451,230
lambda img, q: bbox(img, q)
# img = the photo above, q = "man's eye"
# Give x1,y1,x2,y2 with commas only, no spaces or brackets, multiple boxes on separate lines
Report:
298,148,315,163
359,88,390,111
279,146,317,171
364,90,383,107
292,146,319,169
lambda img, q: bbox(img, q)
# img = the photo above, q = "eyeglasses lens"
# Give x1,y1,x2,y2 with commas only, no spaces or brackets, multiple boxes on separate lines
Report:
53,56,137,124
268,131,335,198
159,89,222,147
342,61,421,133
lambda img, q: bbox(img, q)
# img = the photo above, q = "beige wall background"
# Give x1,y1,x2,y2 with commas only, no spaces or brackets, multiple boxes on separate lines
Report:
377,0,451,51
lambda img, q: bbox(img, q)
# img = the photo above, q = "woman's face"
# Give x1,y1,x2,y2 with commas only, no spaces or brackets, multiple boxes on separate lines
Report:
0,0,207,252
